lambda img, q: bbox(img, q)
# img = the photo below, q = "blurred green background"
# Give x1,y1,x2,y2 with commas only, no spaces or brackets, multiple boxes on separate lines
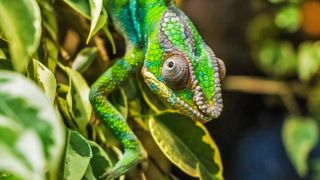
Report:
180,0,320,179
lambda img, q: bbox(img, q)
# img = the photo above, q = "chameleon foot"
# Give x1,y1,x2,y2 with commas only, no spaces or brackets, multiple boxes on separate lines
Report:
103,147,148,180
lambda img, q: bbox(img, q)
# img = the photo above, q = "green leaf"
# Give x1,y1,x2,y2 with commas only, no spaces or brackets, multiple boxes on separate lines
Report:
0,70,65,179
0,59,13,70
102,27,117,54
297,42,320,82
282,116,319,177
0,172,20,180
64,0,108,44
63,130,92,180
30,60,57,103
82,165,97,180
66,68,92,133
86,0,106,44
45,38,58,73
82,141,113,180
63,0,90,19
275,5,301,33
38,0,58,41
0,31,7,42
0,0,42,73
72,47,98,73
64,0,114,52
149,111,224,180
247,14,275,44
0,49,6,59
56,96,78,130
258,40,297,77
0,126,44,180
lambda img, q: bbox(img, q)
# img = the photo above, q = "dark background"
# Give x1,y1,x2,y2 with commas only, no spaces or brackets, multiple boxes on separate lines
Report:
181,1,307,179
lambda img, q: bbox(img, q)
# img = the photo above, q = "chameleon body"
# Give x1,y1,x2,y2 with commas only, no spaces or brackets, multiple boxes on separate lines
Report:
89,0,225,178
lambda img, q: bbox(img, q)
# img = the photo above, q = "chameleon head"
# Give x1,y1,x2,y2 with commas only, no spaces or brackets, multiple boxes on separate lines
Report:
142,6,226,123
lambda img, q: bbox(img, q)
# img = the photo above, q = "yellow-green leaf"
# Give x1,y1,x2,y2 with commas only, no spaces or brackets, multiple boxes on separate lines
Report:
0,59,12,70
63,130,92,180
64,0,112,51
83,141,113,179
63,0,90,19
275,5,301,33
38,0,58,41
30,60,57,103
0,49,6,59
282,116,319,177
56,96,77,130
45,38,58,73
86,0,106,44
258,40,297,77
102,27,117,54
297,42,320,82
72,47,98,73
66,68,92,133
149,111,224,180
0,0,41,73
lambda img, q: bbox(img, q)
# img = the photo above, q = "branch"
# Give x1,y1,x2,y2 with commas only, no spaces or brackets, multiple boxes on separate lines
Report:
223,75,301,115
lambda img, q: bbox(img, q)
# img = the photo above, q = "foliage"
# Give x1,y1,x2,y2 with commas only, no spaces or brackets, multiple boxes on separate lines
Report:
0,71,65,180
149,112,223,180
248,0,320,177
0,0,223,179
282,116,318,177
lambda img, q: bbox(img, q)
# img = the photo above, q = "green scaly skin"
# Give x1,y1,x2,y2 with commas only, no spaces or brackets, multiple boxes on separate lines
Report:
89,0,225,179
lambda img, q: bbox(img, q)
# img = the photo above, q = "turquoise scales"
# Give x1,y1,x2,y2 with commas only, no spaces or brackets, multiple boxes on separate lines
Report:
89,0,226,178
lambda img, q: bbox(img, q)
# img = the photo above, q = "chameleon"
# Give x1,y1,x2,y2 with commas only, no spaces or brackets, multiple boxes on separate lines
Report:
89,0,226,178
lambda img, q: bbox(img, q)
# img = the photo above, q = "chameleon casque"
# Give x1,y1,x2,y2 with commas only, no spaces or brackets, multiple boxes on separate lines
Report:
89,0,226,178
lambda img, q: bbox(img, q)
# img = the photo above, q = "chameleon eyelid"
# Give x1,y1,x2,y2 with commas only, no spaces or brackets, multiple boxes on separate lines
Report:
161,53,190,90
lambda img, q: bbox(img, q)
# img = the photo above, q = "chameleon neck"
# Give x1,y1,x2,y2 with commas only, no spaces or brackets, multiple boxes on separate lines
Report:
106,0,171,47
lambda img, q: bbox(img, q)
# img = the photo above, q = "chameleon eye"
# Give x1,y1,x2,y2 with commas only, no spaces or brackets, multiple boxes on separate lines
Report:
161,55,190,90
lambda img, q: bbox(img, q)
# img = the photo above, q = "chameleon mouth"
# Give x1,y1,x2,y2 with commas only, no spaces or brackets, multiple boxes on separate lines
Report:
173,96,213,122
142,67,221,123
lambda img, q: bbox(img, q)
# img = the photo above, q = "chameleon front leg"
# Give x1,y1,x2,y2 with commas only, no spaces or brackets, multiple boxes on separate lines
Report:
89,49,147,179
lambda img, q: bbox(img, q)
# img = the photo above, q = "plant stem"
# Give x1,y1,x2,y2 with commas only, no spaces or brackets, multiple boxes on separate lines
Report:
223,75,301,115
